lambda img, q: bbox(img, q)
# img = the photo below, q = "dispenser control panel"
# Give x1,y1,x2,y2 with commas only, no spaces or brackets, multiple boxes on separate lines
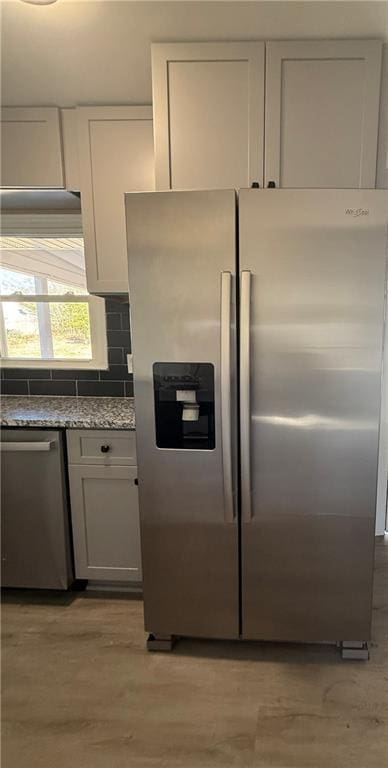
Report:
153,363,215,450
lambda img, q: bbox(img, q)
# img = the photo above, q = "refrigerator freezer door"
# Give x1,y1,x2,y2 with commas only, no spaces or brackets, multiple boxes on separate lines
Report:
239,189,387,642
126,189,239,638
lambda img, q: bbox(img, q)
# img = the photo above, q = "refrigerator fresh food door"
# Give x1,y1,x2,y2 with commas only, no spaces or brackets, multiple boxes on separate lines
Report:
126,189,239,638
239,189,387,642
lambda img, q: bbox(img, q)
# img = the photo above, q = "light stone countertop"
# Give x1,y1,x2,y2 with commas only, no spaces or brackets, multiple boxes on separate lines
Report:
0,395,136,430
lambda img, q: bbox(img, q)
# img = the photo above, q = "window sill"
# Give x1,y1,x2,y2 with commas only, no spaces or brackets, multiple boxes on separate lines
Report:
1,358,109,371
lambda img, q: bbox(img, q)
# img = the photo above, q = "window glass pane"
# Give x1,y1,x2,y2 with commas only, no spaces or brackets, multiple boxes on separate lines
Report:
0,268,35,295
1,301,92,361
47,279,85,296
0,236,87,295
50,302,92,360
0,234,105,367
2,301,41,358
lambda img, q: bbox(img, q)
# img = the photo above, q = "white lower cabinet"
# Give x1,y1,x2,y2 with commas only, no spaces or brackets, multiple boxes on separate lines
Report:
67,430,141,583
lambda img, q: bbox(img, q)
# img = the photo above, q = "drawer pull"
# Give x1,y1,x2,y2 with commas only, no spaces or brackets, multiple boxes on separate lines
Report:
100,444,111,453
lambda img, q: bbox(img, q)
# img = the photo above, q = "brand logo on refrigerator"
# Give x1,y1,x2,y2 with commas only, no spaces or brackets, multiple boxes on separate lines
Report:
345,208,370,218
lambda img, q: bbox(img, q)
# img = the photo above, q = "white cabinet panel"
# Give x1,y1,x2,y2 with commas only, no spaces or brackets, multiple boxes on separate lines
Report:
69,464,141,582
77,106,154,294
67,429,136,466
152,42,265,190
61,108,80,192
1,107,64,188
265,40,382,188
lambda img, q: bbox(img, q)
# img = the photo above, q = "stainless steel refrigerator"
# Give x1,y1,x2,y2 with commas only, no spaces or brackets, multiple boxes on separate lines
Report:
126,189,388,658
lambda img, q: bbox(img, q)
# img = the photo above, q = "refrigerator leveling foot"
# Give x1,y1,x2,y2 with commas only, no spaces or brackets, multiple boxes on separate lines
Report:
341,641,369,660
147,634,175,652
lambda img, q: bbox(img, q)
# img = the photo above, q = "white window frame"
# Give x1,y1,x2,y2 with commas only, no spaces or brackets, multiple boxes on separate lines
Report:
0,293,107,370
0,214,108,370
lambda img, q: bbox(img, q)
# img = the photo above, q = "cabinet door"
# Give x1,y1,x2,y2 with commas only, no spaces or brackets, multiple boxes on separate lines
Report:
265,40,382,188
152,42,265,190
77,106,154,294
69,464,142,582
1,107,64,188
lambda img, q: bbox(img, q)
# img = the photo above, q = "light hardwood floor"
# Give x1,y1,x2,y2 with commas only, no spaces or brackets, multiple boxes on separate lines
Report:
2,538,388,768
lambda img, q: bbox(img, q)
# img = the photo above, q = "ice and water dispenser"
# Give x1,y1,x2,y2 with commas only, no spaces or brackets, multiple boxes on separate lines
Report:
153,363,215,450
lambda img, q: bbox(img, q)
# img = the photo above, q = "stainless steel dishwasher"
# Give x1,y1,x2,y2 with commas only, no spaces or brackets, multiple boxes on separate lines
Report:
1,429,74,589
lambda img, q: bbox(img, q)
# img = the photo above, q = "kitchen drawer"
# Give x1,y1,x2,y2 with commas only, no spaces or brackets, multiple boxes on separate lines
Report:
67,429,136,466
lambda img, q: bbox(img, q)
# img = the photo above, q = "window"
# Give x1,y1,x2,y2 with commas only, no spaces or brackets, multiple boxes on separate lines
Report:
0,234,107,369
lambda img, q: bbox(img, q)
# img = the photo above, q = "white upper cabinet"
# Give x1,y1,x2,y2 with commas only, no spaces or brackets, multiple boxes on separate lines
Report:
60,108,80,192
77,106,154,294
1,107,64,188
152,42,265,190
265,40,382,188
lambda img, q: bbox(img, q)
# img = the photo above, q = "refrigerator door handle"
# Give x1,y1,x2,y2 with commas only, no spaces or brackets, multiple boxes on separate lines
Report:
221,271,235,523
240,270,252,522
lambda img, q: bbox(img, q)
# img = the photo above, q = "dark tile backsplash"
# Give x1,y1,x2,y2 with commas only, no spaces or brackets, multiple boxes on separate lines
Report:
1,380,29,395
77,380,125,398
1,296,133,398
29,380,77,397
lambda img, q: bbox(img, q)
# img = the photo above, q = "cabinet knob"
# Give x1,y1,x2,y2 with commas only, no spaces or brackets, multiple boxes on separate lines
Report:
100,444,110,453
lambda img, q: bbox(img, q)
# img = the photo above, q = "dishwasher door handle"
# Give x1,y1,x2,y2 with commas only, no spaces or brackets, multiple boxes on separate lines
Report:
0,441,54,452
